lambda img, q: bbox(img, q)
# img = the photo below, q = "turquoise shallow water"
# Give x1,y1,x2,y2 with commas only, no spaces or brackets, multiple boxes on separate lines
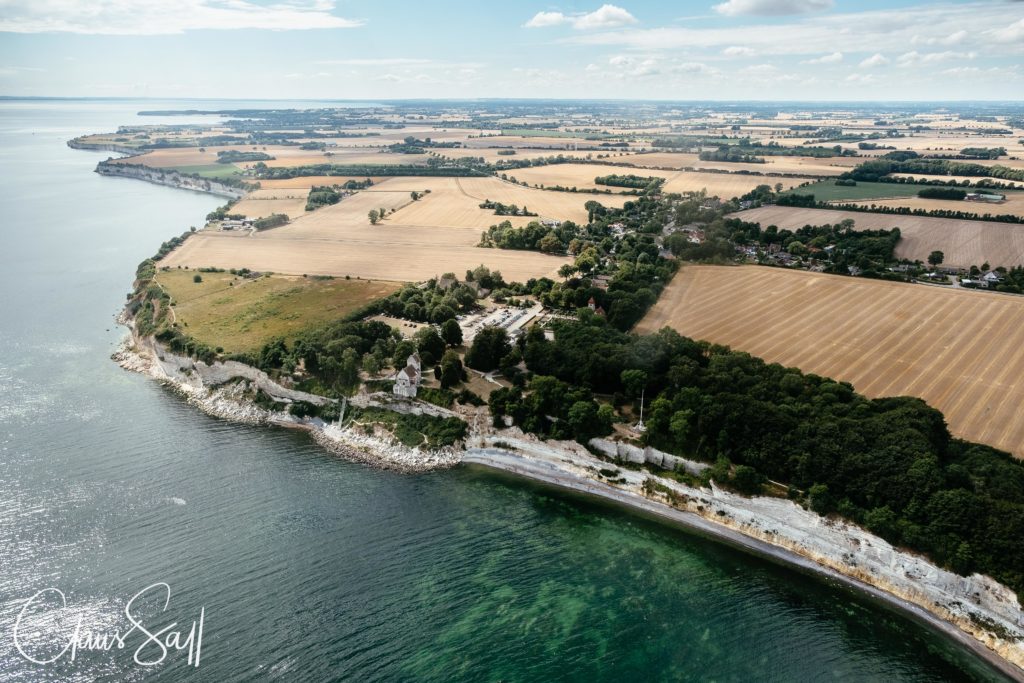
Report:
0,99,1010,681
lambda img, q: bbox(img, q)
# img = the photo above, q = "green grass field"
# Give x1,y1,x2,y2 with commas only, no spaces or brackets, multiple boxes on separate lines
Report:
172,164,246,180
782,180,918,202
157,270,400,354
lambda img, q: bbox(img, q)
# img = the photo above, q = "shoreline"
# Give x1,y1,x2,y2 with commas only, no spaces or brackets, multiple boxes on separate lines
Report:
112,330,1024,680
461,451,1024,682
114,329,1024,679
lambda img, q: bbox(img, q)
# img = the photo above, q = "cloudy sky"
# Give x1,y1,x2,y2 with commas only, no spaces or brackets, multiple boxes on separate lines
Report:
0,0,1021,100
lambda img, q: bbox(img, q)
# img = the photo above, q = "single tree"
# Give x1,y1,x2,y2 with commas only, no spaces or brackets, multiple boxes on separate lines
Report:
368,209,380,225
928,250,944,268
441,319,463,347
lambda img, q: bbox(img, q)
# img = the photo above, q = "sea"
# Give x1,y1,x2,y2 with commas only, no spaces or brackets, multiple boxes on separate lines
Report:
0,98,1009,681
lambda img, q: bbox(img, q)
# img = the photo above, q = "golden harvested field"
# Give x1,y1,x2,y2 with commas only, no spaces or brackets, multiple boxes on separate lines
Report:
465,136,607,150
661,171,812,197
246,188,311,200
254,149,428,168
507,163,813,198
160,178,573,283
157,270,399,354
113,147,232,168
734,205,1024,268
637,265,1024,456
453,176,629,223
231,197,309,219
618,152,859,176
843,194,1024,218
433,147,597,164
257,176,384,189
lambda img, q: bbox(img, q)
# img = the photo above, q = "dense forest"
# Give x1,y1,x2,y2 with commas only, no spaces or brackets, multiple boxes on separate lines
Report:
511,316,1024,595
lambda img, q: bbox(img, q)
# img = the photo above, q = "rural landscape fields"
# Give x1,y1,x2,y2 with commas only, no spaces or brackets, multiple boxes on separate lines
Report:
74,101,1024,460
735,205,1024,268
638,265,1024,456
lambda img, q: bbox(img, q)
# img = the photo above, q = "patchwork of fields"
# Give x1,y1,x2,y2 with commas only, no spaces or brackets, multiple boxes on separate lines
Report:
158,175,592,282
638,265,1024,457
734,205,1024,268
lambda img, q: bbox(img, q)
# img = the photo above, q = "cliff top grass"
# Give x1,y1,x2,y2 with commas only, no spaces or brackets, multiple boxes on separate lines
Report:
156,269,400,354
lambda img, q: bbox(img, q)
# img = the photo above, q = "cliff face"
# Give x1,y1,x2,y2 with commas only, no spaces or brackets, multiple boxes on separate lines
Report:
114,323,1024,676
67,138,140,155
95,161,248,199
466,432,1024,676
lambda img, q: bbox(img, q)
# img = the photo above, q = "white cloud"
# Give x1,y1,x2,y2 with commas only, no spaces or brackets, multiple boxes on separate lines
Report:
524,4,637,30
574,4,638,29
801,51,842,64
845,73,877,84
741,63,779,75
714,0,832,17
318,58,432,66
941,65,1020,80
859,53,889,68
0,0,363,34
524,11,568,28
671,62,716,75
896,50,976,67
723,46,756,57
912,29,967,46
562,4,1023,59
989,17,1024,43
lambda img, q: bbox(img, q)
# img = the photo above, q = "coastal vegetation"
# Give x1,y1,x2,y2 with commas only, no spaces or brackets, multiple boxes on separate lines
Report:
513,315,1024,595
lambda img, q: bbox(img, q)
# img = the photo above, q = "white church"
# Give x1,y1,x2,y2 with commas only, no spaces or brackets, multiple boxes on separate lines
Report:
392,353,422,398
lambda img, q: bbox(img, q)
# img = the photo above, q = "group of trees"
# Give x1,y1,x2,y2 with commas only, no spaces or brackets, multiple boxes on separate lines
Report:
512,316,1024,594
216,150,274,164
255,163,482,180
478,200,538,216
306,186,344,211
841,153,1024,184
918,187,967,200
959,147,1006,159
698,146,765,164
253,214,288,230
478,219,582,253
594,174,665,193
489,374,613,442
378,273,488,325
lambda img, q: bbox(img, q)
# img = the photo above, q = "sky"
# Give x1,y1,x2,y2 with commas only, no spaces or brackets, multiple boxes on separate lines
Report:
0,0,1022,101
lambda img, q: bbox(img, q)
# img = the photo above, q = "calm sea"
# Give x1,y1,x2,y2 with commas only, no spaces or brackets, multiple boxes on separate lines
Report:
0,99,1008,681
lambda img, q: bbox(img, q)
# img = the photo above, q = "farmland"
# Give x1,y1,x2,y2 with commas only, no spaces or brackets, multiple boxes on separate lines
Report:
734,205,1024,268
618,152,860,176
159,175,587,282
509,163,814,198
782,180,919,202
157,270,400,354
637,265,1024,457
844,193,1024,219
230,196,309,219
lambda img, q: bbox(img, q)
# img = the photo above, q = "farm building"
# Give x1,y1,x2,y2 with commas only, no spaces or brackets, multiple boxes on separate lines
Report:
966,192,1006,203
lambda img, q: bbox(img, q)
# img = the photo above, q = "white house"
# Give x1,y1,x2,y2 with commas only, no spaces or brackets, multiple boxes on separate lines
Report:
393,353,422,398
